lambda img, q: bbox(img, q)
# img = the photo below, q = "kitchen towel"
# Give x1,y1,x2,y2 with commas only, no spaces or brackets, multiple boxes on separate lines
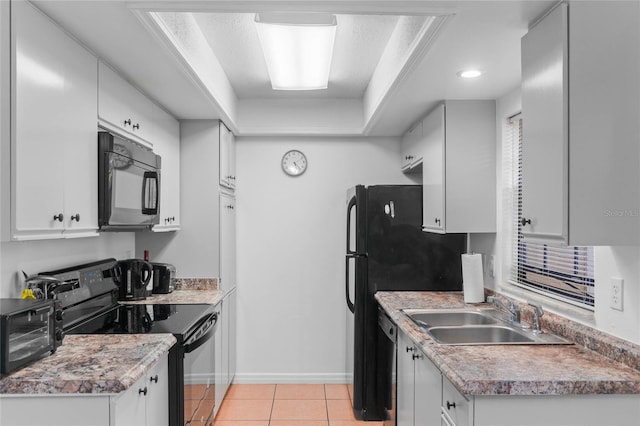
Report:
462,253,484,303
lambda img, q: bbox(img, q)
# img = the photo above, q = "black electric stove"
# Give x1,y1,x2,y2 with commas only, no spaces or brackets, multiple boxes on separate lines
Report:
35,259,219,426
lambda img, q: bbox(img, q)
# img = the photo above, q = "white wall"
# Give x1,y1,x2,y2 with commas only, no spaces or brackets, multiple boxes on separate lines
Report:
494,87,640,344
0,234,135,298
235,136,411,382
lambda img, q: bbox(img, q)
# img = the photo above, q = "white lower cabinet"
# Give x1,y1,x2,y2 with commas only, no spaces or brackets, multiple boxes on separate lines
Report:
0,354,168,426
397,332,441,426
213,288,237,419
396,329,640,426
108,353,169,426
440,377,470,426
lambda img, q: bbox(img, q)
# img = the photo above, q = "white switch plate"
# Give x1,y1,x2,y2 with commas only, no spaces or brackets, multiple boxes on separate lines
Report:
610,277,624,311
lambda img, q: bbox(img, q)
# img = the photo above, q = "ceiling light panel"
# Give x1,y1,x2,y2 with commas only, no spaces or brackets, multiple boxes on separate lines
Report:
255,13,337,90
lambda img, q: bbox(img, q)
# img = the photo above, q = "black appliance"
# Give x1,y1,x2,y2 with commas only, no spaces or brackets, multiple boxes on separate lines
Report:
0,298,57,375
98,131,161,231
71,303,218,426
151,262,176,294
345,185,466,421
114,259,153,301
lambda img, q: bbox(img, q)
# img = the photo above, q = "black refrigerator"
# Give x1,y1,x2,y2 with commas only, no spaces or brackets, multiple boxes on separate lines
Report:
345,185,466,421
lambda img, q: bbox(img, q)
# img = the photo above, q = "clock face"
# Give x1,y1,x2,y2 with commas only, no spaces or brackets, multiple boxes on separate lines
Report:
281,150,308,176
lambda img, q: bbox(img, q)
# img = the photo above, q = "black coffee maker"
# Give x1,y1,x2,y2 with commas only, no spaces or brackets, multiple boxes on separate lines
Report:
113,259,152,301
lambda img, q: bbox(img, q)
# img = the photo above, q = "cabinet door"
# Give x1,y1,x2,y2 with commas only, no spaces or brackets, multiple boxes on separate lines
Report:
227,288,237,383
396,333,415,426
219,122,235,190
112,377,147,426
219,193,236,290
60,25,98,237
213,303,224,418
421,104,445,233
12,0,66,238
520,4,568,244
145,354,169,426
152,104,180,231
441,378,471,426
413,351,441,426
401,121,423,171
98,61,153,146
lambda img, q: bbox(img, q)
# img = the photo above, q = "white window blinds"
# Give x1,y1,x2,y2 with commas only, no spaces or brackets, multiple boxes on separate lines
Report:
505,116,595,309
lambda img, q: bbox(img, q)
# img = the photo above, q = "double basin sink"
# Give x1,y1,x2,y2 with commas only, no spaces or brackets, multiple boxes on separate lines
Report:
403,308,572,346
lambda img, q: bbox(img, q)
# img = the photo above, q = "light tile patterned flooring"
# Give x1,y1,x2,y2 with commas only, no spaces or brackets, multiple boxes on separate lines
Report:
213,384,384,426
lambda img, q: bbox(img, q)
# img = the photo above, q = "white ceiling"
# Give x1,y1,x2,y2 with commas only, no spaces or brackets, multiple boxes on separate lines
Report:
33,0,555,137
191,13,399,99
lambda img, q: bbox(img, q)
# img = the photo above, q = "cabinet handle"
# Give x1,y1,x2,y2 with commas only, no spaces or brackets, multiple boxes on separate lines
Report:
133,123,140,130
124,118,131,126
150,375,158,383
231,176,236,181
412,353,422,360
406,346,414,352
521,217,531,226
434,218,441,225
70,214,80,222
139,387,148,396
170,216,175,222
53,213,64,222
446,401,456,410
406,155,414,160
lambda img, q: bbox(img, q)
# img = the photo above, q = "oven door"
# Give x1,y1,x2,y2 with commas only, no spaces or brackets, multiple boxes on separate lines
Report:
183,312,218,426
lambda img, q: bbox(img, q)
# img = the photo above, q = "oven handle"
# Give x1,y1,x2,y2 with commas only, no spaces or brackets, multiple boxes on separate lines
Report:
183,312,218,354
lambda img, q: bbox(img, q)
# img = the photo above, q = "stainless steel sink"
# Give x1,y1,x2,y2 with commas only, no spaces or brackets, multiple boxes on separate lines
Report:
402,308,572,346
427,325,535,345
404,309,499,327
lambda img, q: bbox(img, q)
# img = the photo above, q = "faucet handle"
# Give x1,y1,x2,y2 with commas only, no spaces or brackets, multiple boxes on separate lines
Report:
528,302,544,318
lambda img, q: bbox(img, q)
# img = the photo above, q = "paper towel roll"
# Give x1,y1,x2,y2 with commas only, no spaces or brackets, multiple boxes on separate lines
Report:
462,253,484,303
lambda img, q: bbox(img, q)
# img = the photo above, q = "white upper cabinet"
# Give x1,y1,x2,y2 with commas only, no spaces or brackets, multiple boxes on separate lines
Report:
10,0,98,241
151,103,180,231
219,122,236,191
421,101,496,234
521,2,639,246
98,60,154,146
401,120,423,172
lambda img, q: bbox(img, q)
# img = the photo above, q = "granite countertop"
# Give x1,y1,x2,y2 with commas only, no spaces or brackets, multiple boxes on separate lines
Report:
0,334,176,395
123,278,228,305
376,291,640,396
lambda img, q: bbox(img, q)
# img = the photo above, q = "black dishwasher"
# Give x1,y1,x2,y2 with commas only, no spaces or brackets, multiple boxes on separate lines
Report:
377,307,397,426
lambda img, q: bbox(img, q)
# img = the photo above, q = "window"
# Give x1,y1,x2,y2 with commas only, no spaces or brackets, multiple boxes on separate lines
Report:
504,115,595,310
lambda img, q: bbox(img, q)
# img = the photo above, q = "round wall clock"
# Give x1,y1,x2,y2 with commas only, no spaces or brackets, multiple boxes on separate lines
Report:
281,150,308,176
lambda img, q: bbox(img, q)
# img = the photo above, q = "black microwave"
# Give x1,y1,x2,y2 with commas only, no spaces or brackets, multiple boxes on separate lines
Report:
0,299,58,375
98,131,161,231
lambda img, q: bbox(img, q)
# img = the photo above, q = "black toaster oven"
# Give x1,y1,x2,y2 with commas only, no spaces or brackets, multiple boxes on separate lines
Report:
0,298,58,375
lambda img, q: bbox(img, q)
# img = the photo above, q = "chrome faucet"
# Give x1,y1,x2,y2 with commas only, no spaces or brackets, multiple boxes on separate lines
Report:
487,295,521,324
528,302,544,334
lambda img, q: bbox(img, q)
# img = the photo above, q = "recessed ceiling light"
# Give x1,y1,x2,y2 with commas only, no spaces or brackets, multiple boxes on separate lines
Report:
457,69,483,79
255,13,337,91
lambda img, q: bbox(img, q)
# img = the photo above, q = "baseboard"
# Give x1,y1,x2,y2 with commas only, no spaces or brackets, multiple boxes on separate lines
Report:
233,373,352,384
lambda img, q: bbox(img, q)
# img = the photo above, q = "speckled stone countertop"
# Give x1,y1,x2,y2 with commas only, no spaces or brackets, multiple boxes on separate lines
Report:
0,334,176,395
124,278,226,305
376,291,640,396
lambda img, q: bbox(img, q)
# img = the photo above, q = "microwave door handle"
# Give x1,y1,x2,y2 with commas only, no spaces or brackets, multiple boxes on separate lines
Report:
141,171,159,215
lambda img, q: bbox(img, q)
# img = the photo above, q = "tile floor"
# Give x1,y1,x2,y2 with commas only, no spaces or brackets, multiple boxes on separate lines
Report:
213,384,384,426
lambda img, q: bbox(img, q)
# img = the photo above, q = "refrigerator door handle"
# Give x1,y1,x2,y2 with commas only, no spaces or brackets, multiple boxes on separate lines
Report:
346,195,357,255
345,255,356,314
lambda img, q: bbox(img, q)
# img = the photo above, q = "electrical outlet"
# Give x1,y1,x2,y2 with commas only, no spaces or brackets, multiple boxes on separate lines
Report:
610,277,624,311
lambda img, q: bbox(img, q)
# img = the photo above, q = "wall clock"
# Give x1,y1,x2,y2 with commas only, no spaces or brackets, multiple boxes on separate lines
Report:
281,150,308,176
